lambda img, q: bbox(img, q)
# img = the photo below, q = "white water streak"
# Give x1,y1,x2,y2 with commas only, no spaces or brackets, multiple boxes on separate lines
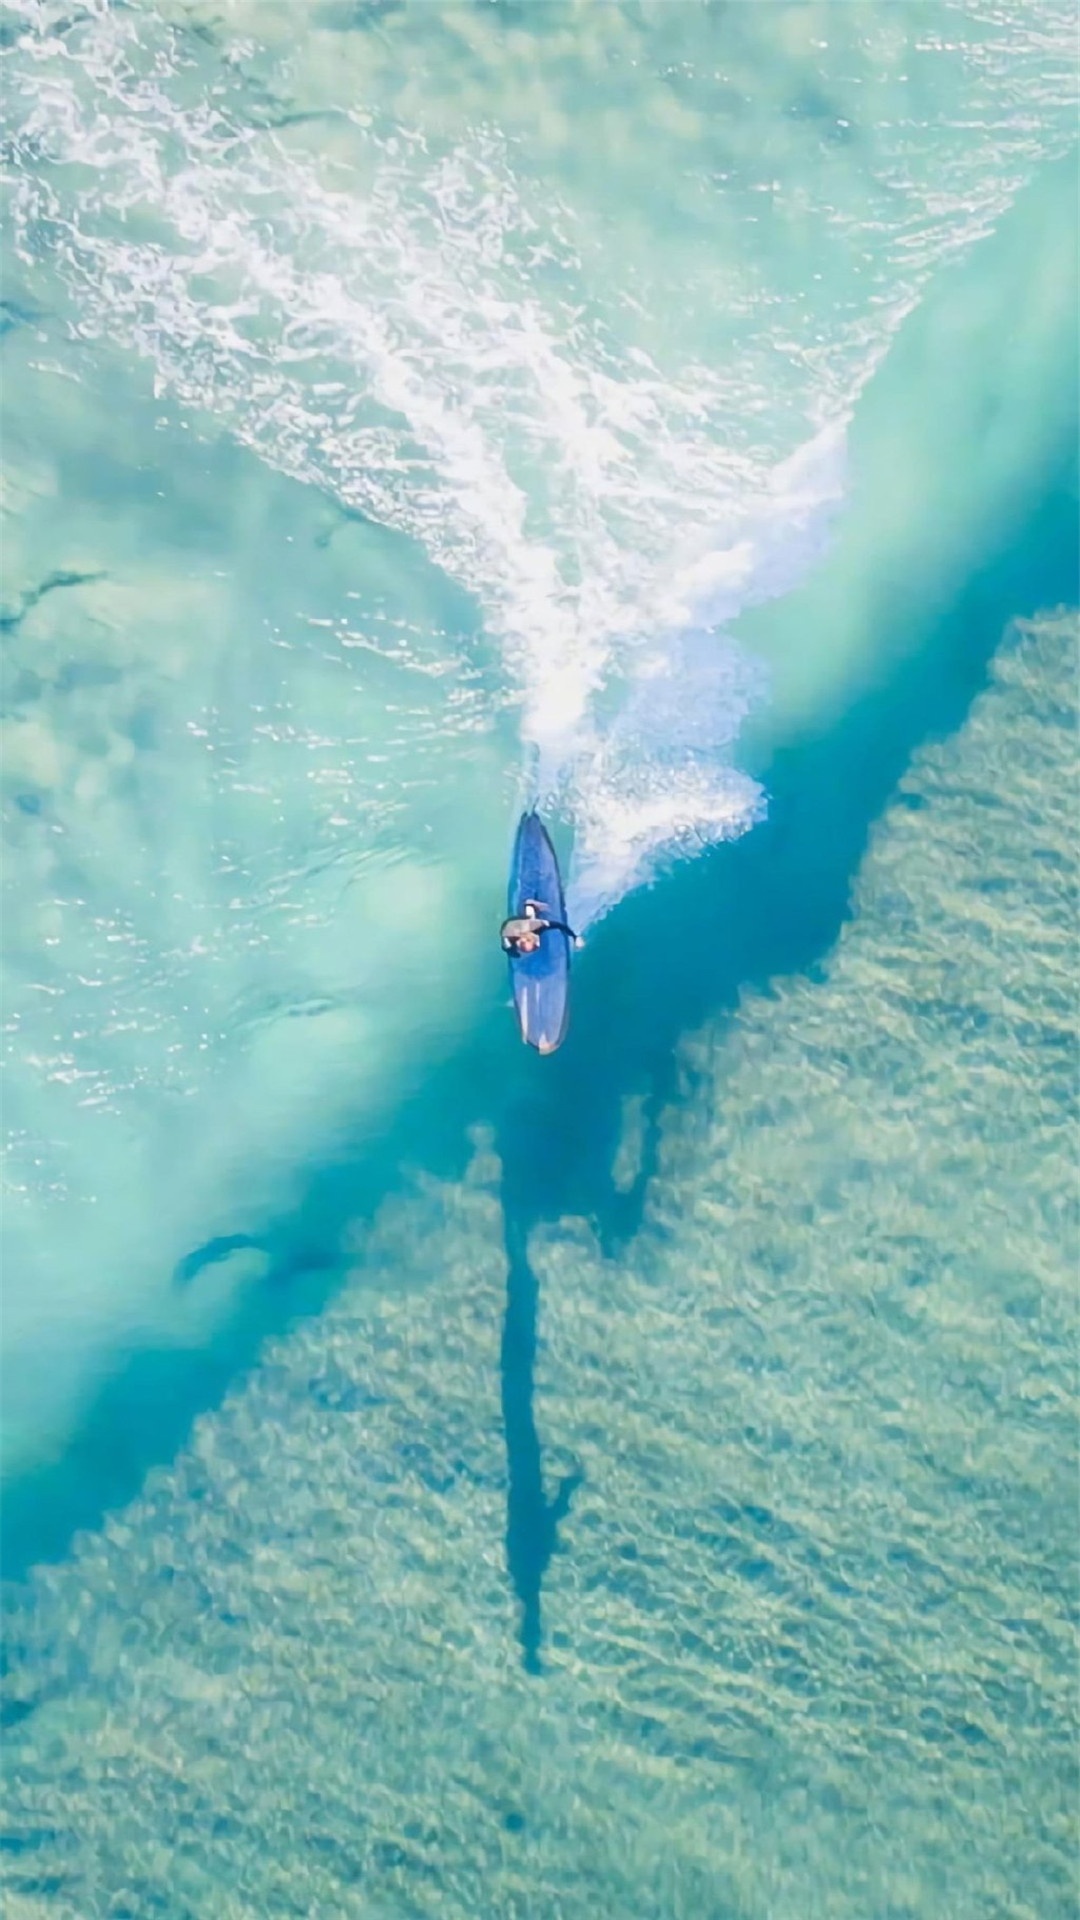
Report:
3,0,1075,922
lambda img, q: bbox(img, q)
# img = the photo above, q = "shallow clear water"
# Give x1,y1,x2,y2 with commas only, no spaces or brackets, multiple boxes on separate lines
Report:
1,4,1077,1915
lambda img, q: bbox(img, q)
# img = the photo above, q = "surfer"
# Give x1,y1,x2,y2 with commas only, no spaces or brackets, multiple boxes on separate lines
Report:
503,812,580,1053
500,898,581,957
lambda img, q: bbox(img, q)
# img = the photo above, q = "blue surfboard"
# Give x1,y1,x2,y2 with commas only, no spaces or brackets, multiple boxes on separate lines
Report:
505,810,572,1054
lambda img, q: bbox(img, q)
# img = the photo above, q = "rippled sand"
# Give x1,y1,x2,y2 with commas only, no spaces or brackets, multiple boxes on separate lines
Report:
3,611,1075,1919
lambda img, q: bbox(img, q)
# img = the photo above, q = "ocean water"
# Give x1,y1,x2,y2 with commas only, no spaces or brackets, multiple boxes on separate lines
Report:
1,4,1077,1916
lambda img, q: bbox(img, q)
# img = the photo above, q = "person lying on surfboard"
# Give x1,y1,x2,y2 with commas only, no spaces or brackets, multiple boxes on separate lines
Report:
503,811,582,1052
500,898,582,957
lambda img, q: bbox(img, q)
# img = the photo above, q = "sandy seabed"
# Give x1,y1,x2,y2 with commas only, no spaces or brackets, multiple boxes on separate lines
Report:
3,611,1075,1920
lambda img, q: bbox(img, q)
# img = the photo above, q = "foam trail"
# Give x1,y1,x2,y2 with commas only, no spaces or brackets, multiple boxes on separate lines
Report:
5,1,1072,934
563,424,848,930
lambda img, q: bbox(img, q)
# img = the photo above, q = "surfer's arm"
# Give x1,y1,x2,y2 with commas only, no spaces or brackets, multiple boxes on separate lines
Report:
539,918,584,947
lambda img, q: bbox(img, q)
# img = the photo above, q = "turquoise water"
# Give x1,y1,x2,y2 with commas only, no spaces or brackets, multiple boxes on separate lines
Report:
1,4,1078,1915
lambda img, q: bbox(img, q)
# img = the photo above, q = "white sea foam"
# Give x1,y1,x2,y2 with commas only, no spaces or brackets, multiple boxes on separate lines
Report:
6,1,1070,926
562,423,848,926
